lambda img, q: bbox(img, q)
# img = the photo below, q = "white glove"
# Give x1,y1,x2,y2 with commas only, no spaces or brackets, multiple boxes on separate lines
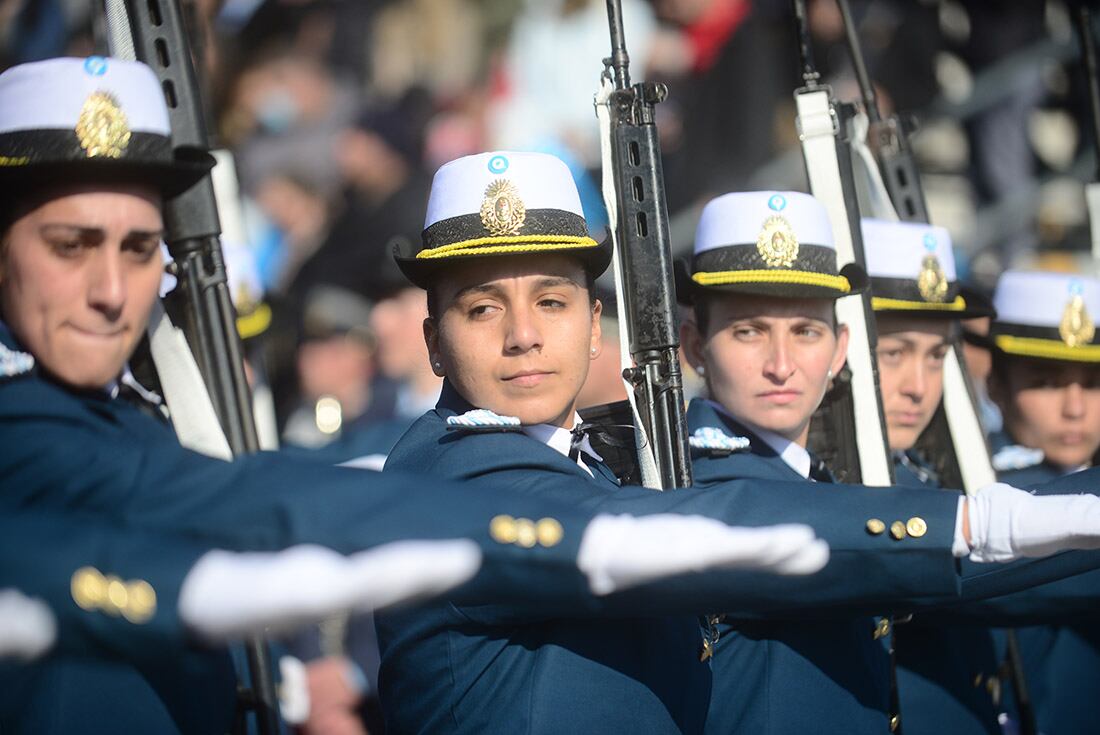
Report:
577,514,830,596
180,540,481,641
968,482,1100,563
0,590,56,660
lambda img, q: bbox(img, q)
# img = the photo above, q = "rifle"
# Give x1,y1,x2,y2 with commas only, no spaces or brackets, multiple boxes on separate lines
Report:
791,0,894,486
100,1,281,732
835,0,997,495
596,0,692,489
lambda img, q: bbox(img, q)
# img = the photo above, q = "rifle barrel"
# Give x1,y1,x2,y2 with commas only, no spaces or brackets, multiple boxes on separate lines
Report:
1077,6,1100,182
606,0,631,89
836,0,881,123
791,0,820,86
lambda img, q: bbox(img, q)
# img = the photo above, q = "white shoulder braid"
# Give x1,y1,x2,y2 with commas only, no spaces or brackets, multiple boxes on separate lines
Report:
689,426,751,455
446,408,522,430
991,445,1045,473
0,343,34,379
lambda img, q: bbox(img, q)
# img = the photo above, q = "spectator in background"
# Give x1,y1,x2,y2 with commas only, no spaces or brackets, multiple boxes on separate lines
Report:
289,97,431,306
649,0,793,212
366,251,442,425
487,0,656,168
282,286,378,449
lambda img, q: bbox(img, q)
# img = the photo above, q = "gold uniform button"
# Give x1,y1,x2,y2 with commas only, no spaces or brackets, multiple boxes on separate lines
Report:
866,519,886,535
71,567,106,611
105,576,128,615
890,714,900,732
889,521,907,540
489,515,518,544
123,580,157,624
973,673,984,688
535,518,564,547
906,517,928,538
873,618,891,640
514,518,538,548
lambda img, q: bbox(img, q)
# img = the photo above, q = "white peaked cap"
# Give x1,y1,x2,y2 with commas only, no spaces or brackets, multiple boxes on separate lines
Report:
425,151,584,229
693,191,834,256
861,219,958,282
0,56,170,137
994,270,1100,329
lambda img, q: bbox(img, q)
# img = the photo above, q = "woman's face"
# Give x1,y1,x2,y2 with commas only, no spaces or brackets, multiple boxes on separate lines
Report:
0,184,164,389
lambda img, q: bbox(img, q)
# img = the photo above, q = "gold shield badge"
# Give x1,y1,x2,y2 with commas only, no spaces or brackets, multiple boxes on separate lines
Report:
75,91,131,159
480,179,526,236
1060,293,1095,347
756,215,799,268
917,254,948,302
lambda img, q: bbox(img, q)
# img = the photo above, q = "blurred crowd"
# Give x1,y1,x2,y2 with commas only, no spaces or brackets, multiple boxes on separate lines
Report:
6,2,1100,732
0,0,1094,453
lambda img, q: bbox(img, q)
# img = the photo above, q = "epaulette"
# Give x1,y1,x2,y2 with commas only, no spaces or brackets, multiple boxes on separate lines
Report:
992,444,1045,472
445,408,523,433
0,343,34,380
688,426,751,456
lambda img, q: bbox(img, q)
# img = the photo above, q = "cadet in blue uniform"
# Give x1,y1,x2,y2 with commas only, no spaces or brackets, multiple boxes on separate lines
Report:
0,58,841,734
677,191,914,734
375,157,1100,734
678,196,1100,735
860,219,1011,735
859,225,1100,735
988,270,1100,735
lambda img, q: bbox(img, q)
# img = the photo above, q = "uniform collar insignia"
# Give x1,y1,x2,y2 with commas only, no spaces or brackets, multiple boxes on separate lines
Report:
688,426,750,455
0,342,34,378
991,444,1045,472
446,408,522,432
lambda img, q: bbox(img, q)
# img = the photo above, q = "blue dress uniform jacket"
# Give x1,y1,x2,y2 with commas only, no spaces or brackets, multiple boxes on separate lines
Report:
998,459,1100,735
0,510,237,735
891,453,1002,735
891,450,1100,735
0,324,631,735
684,403,893,735
375,386,994,735
0,510,212,661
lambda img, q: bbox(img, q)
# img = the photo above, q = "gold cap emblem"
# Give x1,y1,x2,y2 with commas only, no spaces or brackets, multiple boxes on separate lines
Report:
1060,282,1095,347
917,254,948,302
480,179,526,236
756,215,799,268
75,91,131,159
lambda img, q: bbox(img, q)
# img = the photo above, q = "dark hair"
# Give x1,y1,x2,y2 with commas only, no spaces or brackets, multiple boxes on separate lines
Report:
426,265,598,319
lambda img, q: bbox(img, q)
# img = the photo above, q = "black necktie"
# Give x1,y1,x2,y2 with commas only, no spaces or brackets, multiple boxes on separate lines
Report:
809,454,835,483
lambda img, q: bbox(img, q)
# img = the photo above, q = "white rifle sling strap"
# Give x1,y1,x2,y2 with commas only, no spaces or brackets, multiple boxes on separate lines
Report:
942,350,995,492
795,87,892,486
147,300,233,460
848,111,898,221
595,76,661,489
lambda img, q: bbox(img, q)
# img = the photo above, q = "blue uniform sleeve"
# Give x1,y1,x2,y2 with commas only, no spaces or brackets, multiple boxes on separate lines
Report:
0,511,205,664
0,381,598,612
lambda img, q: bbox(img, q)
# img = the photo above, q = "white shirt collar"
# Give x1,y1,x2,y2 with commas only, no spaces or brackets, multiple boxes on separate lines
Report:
522,413,604,477
706,400,811,479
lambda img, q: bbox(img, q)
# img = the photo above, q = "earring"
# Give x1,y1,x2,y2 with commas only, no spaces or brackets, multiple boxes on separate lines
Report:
826,369,834,380
695,365,706,376
433,361,442,370
591,347,597,355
